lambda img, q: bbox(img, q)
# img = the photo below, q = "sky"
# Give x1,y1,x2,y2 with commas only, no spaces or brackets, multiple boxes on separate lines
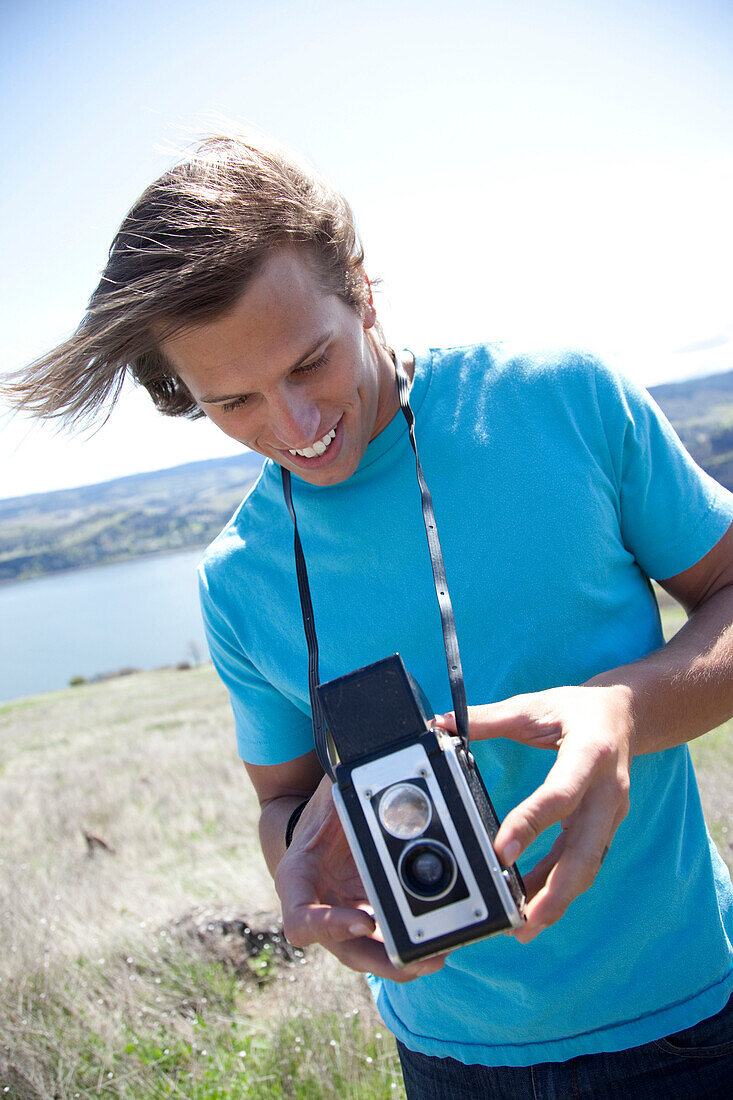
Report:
1,0,732,500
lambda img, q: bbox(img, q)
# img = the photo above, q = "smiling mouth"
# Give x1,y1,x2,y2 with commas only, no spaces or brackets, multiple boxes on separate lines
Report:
289,425,337,459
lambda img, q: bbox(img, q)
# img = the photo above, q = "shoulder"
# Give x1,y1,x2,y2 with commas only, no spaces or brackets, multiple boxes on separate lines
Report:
426,342,611,424
198,458,284,590
429,341,606,386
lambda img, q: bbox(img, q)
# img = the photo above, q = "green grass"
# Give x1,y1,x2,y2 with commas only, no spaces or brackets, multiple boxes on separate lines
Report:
1,934,403,1099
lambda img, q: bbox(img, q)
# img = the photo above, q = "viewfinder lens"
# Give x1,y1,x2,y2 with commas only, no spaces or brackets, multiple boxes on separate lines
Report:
378,783,432,840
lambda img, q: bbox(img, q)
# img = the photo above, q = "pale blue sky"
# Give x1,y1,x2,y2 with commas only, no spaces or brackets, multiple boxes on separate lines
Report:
1,0,732,499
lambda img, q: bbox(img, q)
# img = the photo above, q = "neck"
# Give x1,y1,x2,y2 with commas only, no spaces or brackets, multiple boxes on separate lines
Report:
369,338,412,441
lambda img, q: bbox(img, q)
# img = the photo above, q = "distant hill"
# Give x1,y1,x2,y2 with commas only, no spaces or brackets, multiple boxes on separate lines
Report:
1,367,732,584
649,370,733,490
0,452,264,583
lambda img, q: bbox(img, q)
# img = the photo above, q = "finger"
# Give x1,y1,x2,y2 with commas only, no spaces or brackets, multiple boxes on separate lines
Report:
329,935,449,983
514,782,621,942
494,742,599,866
282,900,375,948
519,829,568,901
435,702,533,741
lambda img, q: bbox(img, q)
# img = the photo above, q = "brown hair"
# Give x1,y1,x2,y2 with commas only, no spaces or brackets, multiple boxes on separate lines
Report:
2,130,374,425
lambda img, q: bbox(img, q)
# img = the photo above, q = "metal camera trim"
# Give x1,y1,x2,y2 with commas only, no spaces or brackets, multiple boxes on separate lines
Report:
398,838,458,901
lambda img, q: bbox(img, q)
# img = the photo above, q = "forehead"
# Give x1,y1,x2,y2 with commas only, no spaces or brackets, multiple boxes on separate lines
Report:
160,248,343,387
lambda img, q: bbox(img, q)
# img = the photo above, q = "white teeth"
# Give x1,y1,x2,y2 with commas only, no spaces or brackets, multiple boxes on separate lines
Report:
289,426,337,459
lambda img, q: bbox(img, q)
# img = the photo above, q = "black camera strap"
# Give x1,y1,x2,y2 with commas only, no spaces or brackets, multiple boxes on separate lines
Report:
281,349,470,780
281,464,336,779
394,356,470,748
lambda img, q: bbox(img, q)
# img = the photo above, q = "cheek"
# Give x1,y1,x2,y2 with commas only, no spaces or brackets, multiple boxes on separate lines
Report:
213,413,277,455
205,409,252,444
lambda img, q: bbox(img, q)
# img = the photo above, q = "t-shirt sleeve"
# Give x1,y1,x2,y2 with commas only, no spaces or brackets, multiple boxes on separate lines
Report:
197,564,314,765
591,359,733,580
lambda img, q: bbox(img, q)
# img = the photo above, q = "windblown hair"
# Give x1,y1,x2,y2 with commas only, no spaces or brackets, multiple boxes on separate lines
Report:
2,130,372,425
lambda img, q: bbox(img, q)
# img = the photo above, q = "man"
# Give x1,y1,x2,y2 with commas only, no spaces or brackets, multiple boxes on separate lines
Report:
4,130,733,1096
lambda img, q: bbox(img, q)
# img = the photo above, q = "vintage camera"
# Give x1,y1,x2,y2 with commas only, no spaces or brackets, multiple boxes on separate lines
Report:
317,653,525,968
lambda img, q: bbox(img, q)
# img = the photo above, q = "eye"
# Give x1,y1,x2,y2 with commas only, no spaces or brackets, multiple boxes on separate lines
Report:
220,395,250,413
294,351,329,377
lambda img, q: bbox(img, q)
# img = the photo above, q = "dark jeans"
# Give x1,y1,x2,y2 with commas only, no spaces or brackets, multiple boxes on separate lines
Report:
396,994,733,1099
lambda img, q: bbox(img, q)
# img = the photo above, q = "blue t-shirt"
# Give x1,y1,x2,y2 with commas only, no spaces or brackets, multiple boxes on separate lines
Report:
199,344,733,1066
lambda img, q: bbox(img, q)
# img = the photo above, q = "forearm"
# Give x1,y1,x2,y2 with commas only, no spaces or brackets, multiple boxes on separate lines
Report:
587,583,733,755
259,795,309,878
244,751,324,879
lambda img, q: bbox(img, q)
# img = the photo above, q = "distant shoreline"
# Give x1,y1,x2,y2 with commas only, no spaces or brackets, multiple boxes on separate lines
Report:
0,542,210,589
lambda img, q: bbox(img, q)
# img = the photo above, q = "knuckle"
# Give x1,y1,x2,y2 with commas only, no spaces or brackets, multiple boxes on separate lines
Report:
592,739,616,767
516,795,560,841
530,790,574,831
615,765,630,795
611,774,630,822
579,863,599,892
514,815,542,848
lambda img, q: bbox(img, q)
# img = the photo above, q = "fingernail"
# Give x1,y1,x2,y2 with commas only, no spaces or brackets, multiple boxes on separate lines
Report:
349,922,370,937
502,840,521,864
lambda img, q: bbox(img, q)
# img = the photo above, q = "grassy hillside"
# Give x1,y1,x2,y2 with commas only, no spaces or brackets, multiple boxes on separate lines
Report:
0,453,264,584
1,602,731,1098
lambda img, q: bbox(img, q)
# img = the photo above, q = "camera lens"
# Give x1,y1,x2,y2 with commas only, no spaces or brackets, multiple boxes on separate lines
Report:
398,840,457,900
378,783,432,840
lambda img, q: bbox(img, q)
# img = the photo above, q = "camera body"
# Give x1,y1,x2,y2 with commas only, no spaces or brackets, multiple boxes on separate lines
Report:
317,653,525,967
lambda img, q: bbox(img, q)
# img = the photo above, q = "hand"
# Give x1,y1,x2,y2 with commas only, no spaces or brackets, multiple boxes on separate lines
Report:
274,774,447,981
435,684,634,943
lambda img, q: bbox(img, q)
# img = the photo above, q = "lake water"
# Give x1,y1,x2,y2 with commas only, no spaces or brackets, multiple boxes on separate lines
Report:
0,549,211,704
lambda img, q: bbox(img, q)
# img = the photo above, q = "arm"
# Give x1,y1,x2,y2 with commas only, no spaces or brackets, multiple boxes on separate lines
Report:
589,521,733,753
245,751,447,981
246,750,324,877
436,521,733,944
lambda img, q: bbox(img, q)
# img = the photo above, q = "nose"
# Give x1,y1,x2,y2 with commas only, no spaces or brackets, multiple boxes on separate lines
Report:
268,387,321,450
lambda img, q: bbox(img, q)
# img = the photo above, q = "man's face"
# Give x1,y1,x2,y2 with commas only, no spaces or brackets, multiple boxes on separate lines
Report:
159,249,398,486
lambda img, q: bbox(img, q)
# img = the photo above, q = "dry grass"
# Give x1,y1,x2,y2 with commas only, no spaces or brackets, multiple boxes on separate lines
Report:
0,666,274,982
0,667,399,1098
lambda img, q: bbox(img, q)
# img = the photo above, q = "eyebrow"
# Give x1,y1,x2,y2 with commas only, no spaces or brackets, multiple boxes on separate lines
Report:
199,332,332,404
